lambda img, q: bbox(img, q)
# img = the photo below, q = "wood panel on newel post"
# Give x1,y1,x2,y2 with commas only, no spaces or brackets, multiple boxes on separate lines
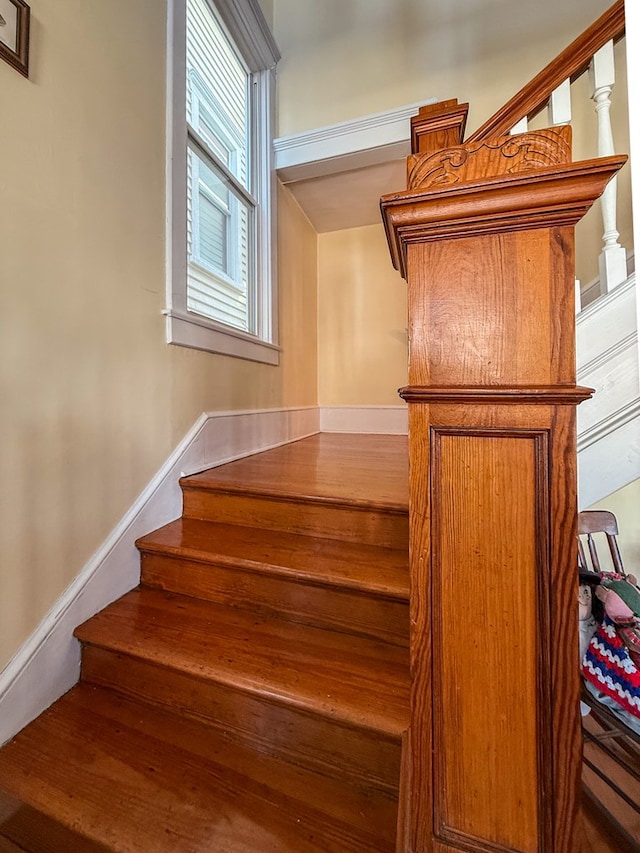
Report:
381,100,626,853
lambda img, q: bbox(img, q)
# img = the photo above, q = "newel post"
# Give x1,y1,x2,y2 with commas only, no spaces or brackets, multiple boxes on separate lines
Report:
381,101,626,853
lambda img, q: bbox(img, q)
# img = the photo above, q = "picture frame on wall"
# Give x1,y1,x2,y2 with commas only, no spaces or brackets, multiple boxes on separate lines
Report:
0,0,30,78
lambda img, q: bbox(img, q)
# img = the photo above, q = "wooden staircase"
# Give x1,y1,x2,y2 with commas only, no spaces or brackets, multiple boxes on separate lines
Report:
0,433,410,852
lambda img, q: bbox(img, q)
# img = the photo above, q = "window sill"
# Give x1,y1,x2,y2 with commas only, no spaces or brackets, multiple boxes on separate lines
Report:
164,309,280,365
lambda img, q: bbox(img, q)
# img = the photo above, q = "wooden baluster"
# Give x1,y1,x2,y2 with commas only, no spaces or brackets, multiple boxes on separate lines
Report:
382,100,626,853
549,79,572,126
590,39,628,292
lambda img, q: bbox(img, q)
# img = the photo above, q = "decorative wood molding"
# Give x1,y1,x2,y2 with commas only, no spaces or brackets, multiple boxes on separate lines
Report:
407,127,572,191
0,407,320,747
399,385,594,405
468,0,625,142
382,152,626,278
410,99,469,156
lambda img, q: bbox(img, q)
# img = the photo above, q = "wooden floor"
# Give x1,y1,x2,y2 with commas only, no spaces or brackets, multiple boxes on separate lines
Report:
583,788,639,853
0,433,409,852
0,433,634,851
184,433,409,510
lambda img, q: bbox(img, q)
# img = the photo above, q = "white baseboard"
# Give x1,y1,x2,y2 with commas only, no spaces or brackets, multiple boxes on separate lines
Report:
320,405,408,434
0,406,319,746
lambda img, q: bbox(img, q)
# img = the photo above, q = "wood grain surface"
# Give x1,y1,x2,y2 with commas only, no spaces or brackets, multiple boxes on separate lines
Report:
0,686,398,853
0,433,411,850
433,432,541,850
380,113,624,851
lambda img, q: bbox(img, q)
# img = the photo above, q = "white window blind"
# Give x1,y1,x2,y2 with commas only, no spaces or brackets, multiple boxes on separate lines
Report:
167,0,280,364
186,0,254,333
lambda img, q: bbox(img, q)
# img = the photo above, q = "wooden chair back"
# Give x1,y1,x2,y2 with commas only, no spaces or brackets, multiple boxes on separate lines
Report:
578,510,625,575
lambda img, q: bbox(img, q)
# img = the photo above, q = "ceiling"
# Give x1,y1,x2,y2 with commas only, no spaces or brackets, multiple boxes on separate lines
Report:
280,159,407,233
272,0,615,233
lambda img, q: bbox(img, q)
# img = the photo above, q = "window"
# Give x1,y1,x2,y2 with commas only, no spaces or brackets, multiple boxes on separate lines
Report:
166,0,280,364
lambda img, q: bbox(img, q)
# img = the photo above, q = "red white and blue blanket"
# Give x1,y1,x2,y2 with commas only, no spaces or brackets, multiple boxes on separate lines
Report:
582,614,640,720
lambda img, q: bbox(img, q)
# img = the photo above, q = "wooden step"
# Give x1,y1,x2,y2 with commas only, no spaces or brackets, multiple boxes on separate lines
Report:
582,786,640,852
138,518,409,646
581,710,640,849
0,792,108,852
76,587,409,791
180,434,409,548
0,685,398,852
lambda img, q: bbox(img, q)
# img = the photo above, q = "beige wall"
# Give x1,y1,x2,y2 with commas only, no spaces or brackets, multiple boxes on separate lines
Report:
257,0,274,30
587,479,640,572
277,0,632,406
0,1,317,669
274,0,612,137
318,225,407,406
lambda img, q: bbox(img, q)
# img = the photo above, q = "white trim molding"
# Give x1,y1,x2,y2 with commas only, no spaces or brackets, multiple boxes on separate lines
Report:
577,270,636,326
578,396,640,452
320,405,408,435
577,330,638,382
0,406,319,746
274,99,437,184
578,408,640,508
576,268,640,506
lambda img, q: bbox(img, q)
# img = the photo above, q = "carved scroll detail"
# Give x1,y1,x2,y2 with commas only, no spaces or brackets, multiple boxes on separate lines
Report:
407,126,572,190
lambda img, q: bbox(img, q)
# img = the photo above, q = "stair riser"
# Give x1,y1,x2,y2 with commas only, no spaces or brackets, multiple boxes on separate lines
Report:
0,801,106,853
140,553,409,648
181,489,409,549
81,647,402,794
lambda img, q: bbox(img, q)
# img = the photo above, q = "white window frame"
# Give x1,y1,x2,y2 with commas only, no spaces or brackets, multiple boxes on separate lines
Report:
165,0,280,365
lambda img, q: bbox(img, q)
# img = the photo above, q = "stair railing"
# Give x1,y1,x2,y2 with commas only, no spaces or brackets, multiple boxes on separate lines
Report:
470,0,628,299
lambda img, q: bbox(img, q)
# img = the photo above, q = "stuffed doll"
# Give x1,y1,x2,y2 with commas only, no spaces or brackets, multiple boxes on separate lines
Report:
578,574,599,661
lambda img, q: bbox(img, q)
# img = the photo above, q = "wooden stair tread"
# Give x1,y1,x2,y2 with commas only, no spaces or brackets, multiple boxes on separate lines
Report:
0,685,397,853
582,787,639,852
137,518,409,600
0,790,109,853
181,433,409,512
76,587,410,735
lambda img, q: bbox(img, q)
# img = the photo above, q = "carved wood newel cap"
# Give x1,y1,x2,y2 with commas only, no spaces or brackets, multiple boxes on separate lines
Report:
407,126,572,190
380,124,627,279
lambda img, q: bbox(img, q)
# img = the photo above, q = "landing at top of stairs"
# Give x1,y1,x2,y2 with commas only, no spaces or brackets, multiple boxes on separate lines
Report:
182,432,409,511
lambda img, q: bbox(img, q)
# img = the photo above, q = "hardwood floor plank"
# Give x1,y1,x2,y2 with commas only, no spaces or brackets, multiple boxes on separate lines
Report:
76,587,410,737
0,434,412,850
182,434,409,510
0,686,396,853
137,518,409,599
582,787,639,852
180,435,409,546
138,519,409,645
